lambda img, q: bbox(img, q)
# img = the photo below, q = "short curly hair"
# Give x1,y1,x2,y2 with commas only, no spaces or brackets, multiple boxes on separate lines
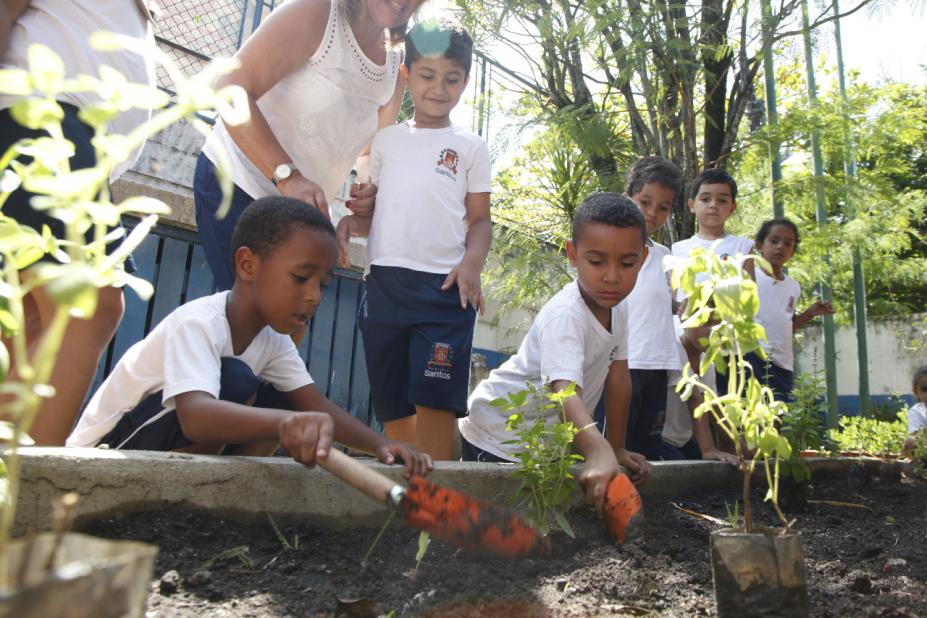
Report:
914,365,927,390
572,192,646,245
231,196,335,260
626,156,683,199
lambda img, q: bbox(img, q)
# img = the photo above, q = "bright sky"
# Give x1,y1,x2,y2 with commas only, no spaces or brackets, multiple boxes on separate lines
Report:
826,0,926,85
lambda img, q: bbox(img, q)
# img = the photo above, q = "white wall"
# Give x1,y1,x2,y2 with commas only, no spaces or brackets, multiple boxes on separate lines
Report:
797,313,927,397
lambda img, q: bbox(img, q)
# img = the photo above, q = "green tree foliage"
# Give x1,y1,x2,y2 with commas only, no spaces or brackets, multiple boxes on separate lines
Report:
730,71,927,319
456,0,875,240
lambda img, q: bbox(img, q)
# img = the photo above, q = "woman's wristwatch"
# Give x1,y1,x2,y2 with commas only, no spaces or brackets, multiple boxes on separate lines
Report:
272,162,297,186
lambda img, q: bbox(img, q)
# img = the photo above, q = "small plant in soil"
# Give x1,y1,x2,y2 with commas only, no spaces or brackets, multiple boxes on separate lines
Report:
0,35,245,589
668,247,791,532
495,381,584,537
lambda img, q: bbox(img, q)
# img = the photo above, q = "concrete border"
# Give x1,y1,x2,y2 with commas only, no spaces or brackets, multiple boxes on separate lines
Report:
8,448,910,534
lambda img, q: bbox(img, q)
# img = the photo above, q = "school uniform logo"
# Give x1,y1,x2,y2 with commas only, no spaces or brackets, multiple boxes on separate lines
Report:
435,148,459,179
787,296,795,313
425,342,453,380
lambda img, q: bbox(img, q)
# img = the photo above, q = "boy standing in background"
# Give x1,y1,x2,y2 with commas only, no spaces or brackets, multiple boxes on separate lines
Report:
336,20,491,460
622,156,684,459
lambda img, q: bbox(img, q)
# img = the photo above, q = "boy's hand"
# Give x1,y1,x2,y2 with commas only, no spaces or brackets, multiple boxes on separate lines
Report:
335,215,370,267
375,440,434,478
807,300,834,317
701,447,739,466
277,412,334,467
442,257,485,315
346,182,377,217
577,445,622,517
615,447,652,485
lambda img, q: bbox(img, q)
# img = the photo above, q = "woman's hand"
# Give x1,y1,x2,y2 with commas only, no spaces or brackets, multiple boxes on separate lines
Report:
278,172,330,219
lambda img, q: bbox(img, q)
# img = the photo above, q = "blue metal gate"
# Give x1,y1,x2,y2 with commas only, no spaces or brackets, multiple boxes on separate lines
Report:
90,219,374,424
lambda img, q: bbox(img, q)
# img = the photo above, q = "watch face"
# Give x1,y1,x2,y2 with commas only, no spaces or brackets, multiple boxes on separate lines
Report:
275,164,292,179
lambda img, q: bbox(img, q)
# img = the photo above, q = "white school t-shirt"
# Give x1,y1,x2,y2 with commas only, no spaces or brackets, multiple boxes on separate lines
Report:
908,402,927,435
67,292,313,448
671,233,754,299
458,280,629,460
367,121,492,274
627,241,680,370
755,268,801,371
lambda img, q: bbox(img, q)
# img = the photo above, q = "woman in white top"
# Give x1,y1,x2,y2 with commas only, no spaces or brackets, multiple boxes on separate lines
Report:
195,0,424,291
0,0,156,445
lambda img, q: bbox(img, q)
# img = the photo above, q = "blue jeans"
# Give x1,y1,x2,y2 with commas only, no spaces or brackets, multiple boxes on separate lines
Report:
193,153,256,291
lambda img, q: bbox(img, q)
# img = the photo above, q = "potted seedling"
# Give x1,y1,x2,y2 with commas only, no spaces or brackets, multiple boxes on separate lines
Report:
668,246,809,618
0,37,245,617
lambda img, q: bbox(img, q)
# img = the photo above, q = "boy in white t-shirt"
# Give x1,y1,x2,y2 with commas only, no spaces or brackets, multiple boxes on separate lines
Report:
903,365,927,455
335,20,491,460
621,156,684,459
751,218,833,400
459,193,653,513
671,168,755,280
68,197,431,478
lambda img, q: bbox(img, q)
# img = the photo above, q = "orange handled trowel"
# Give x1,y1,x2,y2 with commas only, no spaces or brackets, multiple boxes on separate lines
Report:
319,449,549,558
603,473,644,543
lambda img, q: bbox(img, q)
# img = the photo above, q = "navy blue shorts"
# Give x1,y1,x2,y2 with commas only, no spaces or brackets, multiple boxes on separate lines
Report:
193,153,256,292
460,435,512,463
360,265,476,422
0,103,135,272
96,358,291,451
627,368,668,459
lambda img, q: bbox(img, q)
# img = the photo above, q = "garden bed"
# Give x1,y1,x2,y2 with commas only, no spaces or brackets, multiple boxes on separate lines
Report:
82,464,926,617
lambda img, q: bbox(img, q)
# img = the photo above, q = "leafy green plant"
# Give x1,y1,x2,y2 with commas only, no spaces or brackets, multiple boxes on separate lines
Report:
495,382,584,537
827,411,908,458
778,371,828,483
724,501,741,528
0,37,245,558
866,395,909,423
668,246,792,533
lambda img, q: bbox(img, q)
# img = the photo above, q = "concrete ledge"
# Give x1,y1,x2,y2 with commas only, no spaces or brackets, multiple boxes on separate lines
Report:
9,448,905,534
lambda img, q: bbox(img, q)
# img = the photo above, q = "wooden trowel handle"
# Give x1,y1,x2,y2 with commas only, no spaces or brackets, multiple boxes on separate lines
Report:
317,448,399,506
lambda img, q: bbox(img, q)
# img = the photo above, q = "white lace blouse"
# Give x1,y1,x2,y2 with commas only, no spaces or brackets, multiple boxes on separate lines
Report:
203,0,401,202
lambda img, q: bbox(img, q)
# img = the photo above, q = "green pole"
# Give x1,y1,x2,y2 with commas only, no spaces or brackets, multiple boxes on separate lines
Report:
801,0,839,427
761,0,784,218
833,0,870,417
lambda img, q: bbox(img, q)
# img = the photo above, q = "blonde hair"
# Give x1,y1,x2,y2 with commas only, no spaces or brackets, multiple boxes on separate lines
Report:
343,0,416,45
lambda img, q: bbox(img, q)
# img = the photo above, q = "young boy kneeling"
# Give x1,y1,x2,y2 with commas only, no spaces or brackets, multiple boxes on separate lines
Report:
459,193,652,513
67,197,431,476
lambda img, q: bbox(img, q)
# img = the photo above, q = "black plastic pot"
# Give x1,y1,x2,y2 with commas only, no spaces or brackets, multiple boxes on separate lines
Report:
710,527,809,618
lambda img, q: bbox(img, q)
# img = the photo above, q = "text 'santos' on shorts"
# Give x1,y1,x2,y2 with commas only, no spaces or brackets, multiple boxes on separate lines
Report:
359,265,476,423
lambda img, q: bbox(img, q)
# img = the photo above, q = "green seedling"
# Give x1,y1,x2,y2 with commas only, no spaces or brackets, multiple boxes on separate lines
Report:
414,531,431,570
200,545,254,571
0,39,246,558
724,501,741,528
267,514,297,551
497,381,583,537
667,246,792,533
361,510,396,567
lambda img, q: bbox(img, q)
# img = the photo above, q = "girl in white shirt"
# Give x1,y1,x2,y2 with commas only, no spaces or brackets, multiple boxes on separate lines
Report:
752,218,833,400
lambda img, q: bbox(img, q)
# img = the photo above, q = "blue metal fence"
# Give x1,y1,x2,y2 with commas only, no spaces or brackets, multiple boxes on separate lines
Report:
89,219,373,422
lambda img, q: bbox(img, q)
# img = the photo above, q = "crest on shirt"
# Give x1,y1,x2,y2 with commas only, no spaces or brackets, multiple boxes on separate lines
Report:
436,148,459,176
608,345,619,363
787,295,796,313
428,342,454,369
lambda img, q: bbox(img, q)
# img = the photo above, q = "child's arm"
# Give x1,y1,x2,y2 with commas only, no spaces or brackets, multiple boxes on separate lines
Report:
550,379,621,516
441,191,491,315
174,387,432,477
601,361,652,484
335,213,373,267
793,300,834,329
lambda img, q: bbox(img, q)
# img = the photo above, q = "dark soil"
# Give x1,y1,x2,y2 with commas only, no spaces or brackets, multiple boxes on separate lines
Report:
83,466,927,617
